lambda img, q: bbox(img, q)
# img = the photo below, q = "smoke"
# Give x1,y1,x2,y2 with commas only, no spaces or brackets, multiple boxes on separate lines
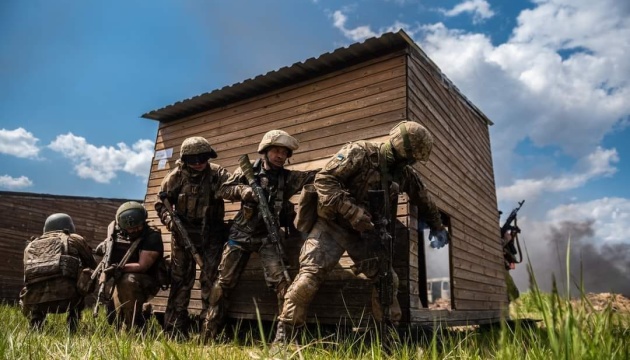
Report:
513,219,630,297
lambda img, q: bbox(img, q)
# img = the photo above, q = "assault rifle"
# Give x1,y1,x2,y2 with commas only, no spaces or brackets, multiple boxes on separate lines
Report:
92,224,115,317
158,192,204,268
368,189,394,325
92,223,143,317
500,200,525,269
238,154,291,283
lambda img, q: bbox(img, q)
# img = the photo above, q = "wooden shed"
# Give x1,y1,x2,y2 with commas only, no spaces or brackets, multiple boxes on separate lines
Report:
0,191,136,302
142,30,505,326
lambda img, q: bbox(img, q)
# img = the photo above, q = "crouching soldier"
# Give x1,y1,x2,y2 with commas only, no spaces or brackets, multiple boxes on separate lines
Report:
20,213,97,332
95,201,165,330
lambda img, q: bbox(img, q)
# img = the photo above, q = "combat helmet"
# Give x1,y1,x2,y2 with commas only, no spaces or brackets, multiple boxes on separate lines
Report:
43,213,76,233
389,121,434,164
257,130,299,157
180,137,217,163
116,201,147,235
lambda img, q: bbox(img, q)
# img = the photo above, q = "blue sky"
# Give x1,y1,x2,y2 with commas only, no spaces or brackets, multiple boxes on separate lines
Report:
2,0,629,293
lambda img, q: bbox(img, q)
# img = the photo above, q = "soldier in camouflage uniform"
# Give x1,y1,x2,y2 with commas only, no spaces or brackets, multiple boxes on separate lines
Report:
204,130,318,340
273,120,450,343
154,136,230,339
96,201,164,329
20,213,97,332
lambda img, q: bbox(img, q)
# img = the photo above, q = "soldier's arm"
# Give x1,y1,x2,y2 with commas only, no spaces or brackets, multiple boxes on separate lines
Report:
400,165,443,230
72,235,98,269
154,169,179,225
121,231,163,273
315,144,366,214
286,169,319,197
218,167,250,202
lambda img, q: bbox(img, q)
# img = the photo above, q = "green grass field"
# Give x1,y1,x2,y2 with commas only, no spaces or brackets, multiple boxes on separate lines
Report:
1,284,629,360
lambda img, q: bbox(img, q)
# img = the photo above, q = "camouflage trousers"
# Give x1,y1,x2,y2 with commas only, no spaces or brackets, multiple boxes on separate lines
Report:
278,218,401,327
205,231,290,338
164,229,223,334
19,278,84,331
111,273,160,329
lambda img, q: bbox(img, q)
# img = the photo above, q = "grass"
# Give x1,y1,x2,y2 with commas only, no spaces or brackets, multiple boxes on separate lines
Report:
3,258,630,360
1,289,628,360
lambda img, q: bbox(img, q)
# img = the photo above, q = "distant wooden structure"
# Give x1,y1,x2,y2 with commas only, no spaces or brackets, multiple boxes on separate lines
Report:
0,191,135,302
142,30,505,326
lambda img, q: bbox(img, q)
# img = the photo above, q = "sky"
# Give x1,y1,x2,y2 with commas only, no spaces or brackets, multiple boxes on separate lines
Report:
1,0,629,294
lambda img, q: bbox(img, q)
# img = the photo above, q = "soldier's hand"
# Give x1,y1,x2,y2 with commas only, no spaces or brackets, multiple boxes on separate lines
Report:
94,241,106,256
241,187,259,203
429,227,449,249
104,264,123,280
342,204,374,233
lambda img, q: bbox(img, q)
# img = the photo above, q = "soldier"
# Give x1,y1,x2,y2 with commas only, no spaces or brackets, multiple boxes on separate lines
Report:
204,130,317,341
20,213,97,332
154,136,230,339
273,120,450,344
97,201,165,329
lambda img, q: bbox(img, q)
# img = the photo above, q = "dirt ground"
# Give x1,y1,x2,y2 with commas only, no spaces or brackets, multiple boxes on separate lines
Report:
574,293,630,314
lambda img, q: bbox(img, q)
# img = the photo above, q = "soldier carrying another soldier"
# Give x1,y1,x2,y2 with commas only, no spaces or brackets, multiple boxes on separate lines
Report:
204,130,318,342
154,136,230,340
273,120,450,345
20,213,97,332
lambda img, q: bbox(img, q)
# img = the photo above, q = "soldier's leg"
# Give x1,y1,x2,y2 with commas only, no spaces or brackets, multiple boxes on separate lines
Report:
67,298,84,333
203,240,250,342
164,234,196,335
344,235,402,326
199,239,224,324
259,242,291,313
275,220,345,343
114,273,157,329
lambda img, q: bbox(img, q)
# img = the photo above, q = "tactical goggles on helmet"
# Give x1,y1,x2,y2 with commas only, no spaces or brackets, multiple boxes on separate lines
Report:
182,153,211,165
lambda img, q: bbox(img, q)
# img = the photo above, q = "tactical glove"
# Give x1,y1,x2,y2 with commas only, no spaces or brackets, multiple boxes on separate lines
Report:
429,227,450,249
94,241,106,256
340,202,374,233
241,186,259,203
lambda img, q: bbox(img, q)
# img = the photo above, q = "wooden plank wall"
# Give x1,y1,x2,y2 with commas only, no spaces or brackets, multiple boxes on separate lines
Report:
0,192,133,302
145,52,413,324
406,47,507,313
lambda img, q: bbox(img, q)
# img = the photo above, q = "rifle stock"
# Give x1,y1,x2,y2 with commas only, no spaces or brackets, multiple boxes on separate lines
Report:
158,193,204,268
92,227,114,318
238,154,291,283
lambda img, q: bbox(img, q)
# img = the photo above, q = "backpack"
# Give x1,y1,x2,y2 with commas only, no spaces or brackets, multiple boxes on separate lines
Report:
23,231,81,285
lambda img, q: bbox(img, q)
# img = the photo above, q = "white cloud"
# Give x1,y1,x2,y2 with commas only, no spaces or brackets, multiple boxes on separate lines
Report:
440,0,495,23
331,1,630,169
331,10,378,42
48,133,154,183
0,175,33,189
497,147,619,201
0,128,40,159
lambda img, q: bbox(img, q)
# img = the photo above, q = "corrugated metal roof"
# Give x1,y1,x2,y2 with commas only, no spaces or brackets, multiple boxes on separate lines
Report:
141,30,492,125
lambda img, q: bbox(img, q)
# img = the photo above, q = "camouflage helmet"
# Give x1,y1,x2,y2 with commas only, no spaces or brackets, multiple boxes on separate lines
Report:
43,213,76,233
115,201,147,231
257,130,299,157
389,121,433,164
180,137,217,159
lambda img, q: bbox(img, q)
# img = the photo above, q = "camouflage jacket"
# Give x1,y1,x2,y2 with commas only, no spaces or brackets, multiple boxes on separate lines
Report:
155,160,230,228
220,158,318,236
316,141,443,230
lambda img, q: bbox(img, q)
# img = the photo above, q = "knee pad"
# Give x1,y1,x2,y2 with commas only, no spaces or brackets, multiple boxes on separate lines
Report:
208,281,224,306
286,273,320,306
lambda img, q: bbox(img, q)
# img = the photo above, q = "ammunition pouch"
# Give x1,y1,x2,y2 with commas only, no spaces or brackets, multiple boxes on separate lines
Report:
294,184,318,233
76,268,96,296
